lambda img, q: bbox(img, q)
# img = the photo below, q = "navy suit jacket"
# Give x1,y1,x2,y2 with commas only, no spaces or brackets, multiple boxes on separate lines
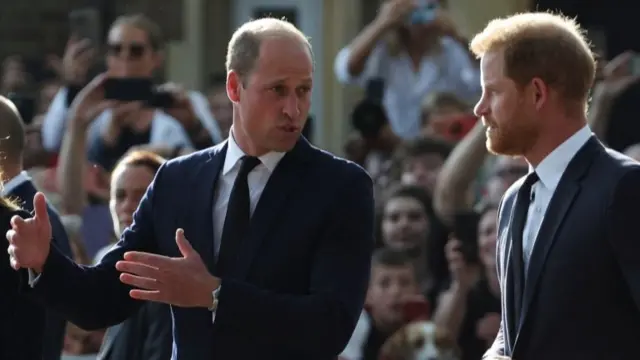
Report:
2,206,46,360
10,179,72,360
24,137,375,359
485,137,640,359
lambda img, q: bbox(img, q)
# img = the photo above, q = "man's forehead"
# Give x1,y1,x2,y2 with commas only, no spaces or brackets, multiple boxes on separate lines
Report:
251,42,312,82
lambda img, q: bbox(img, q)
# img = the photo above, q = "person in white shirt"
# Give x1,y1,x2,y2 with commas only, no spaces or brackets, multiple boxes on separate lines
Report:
334,0,480,139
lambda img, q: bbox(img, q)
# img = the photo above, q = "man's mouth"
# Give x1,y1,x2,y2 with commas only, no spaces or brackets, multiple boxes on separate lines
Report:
278,125,300,133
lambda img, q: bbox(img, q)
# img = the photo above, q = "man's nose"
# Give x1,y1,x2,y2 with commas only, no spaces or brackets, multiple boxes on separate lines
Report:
474,98,488,118
282,94,300,119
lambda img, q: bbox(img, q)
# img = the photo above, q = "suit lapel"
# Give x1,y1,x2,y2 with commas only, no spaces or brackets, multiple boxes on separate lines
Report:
189,143,226,274
513,137,602,347
501,192,519,353
234,137,312,279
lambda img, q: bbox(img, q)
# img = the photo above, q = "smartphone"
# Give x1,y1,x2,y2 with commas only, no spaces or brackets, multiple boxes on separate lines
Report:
453,211,480,263
69,8,102,47
104,78,175,108
402,296,430,322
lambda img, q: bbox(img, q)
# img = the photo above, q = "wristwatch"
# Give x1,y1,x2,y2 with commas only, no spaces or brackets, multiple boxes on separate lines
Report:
208,285,221,311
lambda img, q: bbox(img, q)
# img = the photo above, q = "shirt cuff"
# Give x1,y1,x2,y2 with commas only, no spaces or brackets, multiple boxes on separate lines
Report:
210,284,221,324
28,269,42,287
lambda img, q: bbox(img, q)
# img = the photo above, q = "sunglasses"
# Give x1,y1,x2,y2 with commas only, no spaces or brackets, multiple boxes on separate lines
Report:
107,42,147,59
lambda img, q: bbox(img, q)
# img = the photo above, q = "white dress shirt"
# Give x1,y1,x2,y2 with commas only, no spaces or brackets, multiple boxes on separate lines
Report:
1,171,30,196
212,134,285,256
208,133,285,322
333,37,481,139
522,125,592,271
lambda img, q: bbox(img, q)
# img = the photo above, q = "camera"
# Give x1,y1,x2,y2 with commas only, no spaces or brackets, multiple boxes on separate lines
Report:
351,78,388,139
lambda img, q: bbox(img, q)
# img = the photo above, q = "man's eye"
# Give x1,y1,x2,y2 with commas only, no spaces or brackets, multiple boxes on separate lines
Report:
271,86,286,95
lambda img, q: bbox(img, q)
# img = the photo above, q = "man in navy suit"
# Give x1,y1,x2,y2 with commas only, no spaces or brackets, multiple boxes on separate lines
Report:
0,96,72,360
6,18,375,360
471,13,640,359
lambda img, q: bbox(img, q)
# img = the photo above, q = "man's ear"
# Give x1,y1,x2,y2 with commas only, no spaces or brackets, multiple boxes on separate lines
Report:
227,71,241,103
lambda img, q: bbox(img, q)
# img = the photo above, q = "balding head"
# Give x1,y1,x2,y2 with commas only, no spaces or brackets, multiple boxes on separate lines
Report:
0,96,25,166
225,17,313,84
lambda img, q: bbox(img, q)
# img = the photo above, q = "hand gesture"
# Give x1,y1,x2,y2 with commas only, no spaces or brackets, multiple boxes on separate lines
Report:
376,0,417,28
445,237,477,290
157,82,199,129
6,192,53,273
61,36,95,86
67,74,114,130
116,229,219,308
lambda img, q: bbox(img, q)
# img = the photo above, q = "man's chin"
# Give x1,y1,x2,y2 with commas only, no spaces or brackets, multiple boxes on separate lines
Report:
486,138,521,157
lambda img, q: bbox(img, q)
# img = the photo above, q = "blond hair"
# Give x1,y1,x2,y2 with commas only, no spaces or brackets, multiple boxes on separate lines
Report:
226,17,312,81
470,12,595,105
0,169,18,211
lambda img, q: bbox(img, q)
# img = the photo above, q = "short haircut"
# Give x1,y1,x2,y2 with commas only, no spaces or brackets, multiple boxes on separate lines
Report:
470,12,595,105
372,247,414,268
112,150,165,181
0,96,25,165
111,14,164,51
225,17,312,82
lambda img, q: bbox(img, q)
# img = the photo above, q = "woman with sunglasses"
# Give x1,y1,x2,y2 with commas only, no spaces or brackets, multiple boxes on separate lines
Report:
0,171,47,360
41,14,221,171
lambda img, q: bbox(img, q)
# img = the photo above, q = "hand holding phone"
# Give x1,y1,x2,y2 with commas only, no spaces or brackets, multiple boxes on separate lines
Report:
445,235,478,289
69,9,102,47
103,78,175,108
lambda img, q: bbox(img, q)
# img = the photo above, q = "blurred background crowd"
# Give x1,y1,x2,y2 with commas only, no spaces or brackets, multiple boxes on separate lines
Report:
2,0,640,359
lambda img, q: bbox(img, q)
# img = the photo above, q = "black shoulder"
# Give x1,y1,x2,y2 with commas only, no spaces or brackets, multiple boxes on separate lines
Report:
0,205,30,232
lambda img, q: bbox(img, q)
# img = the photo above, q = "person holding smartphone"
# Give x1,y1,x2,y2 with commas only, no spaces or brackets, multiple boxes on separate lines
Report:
334,0,480,140
41,14,222,170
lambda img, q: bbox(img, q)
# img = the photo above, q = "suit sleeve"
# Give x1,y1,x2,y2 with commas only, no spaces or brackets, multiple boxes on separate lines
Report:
608,168,640,312
21,163,166,330
483,193,508,359
214,167,375,357
141,303,173,360
48,206,73,258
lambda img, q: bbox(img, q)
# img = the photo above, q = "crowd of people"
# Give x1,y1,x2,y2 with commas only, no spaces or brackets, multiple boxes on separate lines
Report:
2,0,640,359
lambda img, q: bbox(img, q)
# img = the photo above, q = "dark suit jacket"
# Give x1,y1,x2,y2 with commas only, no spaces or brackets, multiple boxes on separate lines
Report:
10,179,72,360
24,137,375,360
97,302,172,360
485,137,640,359
1,205,46,360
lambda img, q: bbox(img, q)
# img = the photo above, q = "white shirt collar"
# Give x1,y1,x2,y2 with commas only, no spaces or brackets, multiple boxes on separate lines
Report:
532,125,593,191
222,132,286,175
1,171,31,196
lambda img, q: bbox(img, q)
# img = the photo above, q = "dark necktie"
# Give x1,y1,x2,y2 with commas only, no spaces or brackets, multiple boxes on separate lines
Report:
510,171,538,328
216,156,261,276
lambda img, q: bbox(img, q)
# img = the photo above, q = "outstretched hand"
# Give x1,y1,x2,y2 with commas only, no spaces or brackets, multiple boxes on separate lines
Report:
116,228,219,308
6,192,53,272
